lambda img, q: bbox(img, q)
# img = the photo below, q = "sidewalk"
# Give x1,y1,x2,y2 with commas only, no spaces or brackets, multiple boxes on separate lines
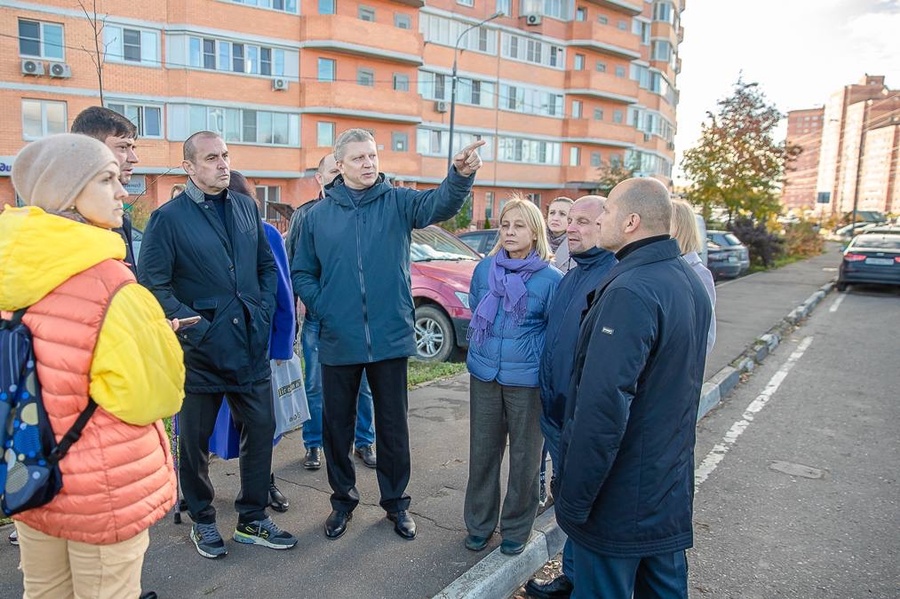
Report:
0,247,842,599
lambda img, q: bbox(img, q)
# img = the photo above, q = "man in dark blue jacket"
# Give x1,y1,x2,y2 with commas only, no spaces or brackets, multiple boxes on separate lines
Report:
554,178,711,598
292,128,485,541
526,195,615,599
139,131,296,560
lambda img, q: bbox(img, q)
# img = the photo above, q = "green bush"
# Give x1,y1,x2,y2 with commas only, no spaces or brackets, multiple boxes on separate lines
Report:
783,221,824,258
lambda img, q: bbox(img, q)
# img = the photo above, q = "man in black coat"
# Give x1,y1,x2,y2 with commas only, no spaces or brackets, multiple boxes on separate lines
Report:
139,131,296,559
554,178,711,598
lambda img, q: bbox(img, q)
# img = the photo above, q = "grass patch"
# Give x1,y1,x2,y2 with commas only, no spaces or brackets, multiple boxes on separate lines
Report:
408,360,467,389
748,252,813,274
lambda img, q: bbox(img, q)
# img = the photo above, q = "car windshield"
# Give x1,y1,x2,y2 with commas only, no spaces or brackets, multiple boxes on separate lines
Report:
850,236,900,250
718,233,742,246
411,228,480,262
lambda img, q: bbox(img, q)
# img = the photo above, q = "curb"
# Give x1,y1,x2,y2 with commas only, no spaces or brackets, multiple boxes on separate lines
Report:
433,281,835,599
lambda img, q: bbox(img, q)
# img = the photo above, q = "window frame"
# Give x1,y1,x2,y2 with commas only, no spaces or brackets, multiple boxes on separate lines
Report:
21,99,67,140
18,19,64,60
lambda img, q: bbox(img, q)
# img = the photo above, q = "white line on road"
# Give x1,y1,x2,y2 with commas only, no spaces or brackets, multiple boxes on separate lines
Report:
694,336,814,491
829,294,846,313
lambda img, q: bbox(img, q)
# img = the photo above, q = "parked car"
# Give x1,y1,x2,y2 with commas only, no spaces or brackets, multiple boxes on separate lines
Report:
410,225,480,362
457,228,498,256
833,222,879,241
836,234,900,292
705,231,750,280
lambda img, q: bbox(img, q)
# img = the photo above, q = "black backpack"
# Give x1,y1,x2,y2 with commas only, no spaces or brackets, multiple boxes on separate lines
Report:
0,309,97,516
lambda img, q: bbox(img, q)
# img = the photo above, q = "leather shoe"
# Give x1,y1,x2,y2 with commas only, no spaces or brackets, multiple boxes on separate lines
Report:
324,510,352,539
268,473,289,513
464,534,489,552
354,445,377,468
139,593,159,599
303,447,322,470
386,510,416,540
524,574,573,599
500,539,526,555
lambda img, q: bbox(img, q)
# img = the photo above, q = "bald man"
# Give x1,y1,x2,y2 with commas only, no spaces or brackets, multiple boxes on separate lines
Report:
553,179,711,598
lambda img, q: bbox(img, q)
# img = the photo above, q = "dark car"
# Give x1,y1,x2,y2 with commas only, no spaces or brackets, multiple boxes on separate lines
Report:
836,234,900,292
706,231,750,280
457,228,499,256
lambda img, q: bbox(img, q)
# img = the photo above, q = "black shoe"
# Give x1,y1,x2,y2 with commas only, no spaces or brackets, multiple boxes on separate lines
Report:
354,445,377,468
386,510,416,540
324,510,352,539
500,539,526,555
464,534,489,552
524,574,573,599
139,593,159,599
303,447,322,470
269,473,289,513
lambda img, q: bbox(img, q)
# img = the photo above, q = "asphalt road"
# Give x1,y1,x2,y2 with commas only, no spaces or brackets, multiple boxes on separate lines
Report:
690,283,900,598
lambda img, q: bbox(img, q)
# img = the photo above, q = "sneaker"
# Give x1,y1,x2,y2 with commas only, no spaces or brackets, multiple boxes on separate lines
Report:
8,529,19,546
190,522,227,559
234,516,298,550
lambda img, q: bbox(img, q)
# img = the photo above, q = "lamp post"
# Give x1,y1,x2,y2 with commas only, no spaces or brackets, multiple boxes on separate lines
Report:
446,11,503,171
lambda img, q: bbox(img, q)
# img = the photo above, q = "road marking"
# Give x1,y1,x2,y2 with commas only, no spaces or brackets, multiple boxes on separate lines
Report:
695,336,814,491
829,294,846,313
714,272,760,288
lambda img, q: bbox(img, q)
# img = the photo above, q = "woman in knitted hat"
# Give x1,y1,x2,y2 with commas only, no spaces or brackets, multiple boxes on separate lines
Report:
0,134,185,599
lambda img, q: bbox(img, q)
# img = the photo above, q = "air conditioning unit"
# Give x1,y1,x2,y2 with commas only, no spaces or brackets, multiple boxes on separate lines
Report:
435,100,448,113
47,62,72,78
21,59,45,76
272,77,288,91
642,132,652,142
524,14,542,26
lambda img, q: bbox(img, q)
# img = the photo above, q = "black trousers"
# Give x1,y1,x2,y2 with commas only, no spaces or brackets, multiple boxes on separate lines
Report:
179,377,275,525
321,357,411,513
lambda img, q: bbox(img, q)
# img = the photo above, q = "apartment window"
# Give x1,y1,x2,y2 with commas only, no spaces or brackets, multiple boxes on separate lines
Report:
497,137,561,165
458,0,474,6
615,65,626,78
569,147,580,166
188,37,285,76
652,40,672,62
358,6,375,21
317,121,335,147
526,193,541,207
104,26,160,64
610,154,621,168
391,132,408,151
393,73,409,92
357,68,375,87
574,54,585,70
590,152,601,167
230,0,298,12
496,0,511,14
593,108,604,120
595,61,606,72
18,19,64,60
617,20,628,30
572,100,582,119
22,99,67,140
107,102,162,138
183,105,299,146
485,192,495,219
318,58,336,82
598,15,608,25
318,0,335,14
256,186,283,221
613,109,623,124
653,1,674,24
575,7,586,21
394,13,411,29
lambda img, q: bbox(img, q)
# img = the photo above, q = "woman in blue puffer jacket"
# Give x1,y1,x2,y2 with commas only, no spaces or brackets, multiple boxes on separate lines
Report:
463,196,561,557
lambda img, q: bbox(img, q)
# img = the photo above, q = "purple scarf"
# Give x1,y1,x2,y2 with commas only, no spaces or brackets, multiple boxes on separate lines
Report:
468,249,549,346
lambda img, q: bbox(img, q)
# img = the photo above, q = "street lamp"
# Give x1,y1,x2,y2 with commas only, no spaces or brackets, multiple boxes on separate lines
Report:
446,11,504,171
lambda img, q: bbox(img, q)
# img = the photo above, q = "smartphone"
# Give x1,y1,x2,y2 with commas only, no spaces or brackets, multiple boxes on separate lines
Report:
178,315,202,328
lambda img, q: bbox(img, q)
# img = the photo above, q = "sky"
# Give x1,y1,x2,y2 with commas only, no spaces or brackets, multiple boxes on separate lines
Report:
673,0,900,182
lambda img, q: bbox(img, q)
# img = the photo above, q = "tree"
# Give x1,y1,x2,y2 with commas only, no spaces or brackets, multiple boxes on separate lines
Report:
681,78,800,224
594,158,635,196
78,0,107,103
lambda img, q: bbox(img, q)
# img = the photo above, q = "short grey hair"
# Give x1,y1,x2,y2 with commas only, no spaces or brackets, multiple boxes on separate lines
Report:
334,128,375,161
612,178,672,235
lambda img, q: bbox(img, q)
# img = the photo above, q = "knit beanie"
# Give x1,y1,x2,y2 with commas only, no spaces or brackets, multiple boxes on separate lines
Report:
11,133,118,214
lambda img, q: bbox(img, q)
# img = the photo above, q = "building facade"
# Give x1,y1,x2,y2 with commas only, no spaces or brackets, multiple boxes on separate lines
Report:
1,0,683,227
781,107,823,210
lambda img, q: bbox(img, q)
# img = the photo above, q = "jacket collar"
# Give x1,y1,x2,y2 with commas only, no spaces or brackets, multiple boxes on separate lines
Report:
571,246,616,270
325,173,390,208
586,238,681,308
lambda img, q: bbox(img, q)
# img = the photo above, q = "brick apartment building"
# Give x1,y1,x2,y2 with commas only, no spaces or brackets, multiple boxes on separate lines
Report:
782,107,823,211
1,0,683,228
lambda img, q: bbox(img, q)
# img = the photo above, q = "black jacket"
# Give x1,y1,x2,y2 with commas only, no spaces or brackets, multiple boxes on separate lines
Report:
138,179,277,393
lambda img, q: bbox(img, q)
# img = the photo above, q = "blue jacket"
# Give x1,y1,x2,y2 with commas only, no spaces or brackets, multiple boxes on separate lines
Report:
539,247,616,428
291,168,473,365
138,179,277,393
263,222,295,360
555,238,711,557
466,256,561,388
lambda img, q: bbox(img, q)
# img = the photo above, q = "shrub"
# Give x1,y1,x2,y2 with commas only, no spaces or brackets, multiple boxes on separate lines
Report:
783,221,824,258
729,217,784,268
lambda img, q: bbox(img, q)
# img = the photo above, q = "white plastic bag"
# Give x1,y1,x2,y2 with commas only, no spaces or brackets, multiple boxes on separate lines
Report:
271,354,309,437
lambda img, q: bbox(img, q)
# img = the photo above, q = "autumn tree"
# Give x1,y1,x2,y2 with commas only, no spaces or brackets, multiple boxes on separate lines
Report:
681,78,800,224
594,158,635,196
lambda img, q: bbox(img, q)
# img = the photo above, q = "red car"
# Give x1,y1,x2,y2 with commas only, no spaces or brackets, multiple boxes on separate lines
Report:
410,226,480,362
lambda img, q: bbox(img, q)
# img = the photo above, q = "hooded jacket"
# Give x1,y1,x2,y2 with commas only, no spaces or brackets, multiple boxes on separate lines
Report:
291,169,473,365
539,246,616,428
0,206,184,545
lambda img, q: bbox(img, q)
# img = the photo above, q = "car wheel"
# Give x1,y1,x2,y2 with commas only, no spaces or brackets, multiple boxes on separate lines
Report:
836,281,848,292
414,305,455,362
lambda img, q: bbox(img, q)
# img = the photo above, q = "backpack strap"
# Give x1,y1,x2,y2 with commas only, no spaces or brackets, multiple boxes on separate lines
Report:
47,398,99,465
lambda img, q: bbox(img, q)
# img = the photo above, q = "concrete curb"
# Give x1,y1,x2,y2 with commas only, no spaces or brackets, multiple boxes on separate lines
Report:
433,281,835,599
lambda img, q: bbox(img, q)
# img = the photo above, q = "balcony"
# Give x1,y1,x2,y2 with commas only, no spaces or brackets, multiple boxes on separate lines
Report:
301,82,421,122
580,0,642,16
567,21,641,59
564,119,635,145
301,15,423,65
565,71,639,103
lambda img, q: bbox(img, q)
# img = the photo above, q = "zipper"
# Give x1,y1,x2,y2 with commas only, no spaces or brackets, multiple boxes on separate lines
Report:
355,209,373,362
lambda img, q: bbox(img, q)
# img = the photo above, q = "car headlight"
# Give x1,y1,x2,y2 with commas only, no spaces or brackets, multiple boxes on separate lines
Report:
454,291,470,309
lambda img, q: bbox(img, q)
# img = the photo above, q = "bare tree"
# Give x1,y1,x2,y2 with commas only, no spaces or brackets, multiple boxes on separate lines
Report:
77,0,108,103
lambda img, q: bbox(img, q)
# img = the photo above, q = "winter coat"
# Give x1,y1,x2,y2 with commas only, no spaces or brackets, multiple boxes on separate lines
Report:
138,179,278,393
555,238,711,557
539,247,616,428
552,237,574,273
466,256,562,388
682,251,717,354
0,206,184,545
263,221,296,360
291,168,473,366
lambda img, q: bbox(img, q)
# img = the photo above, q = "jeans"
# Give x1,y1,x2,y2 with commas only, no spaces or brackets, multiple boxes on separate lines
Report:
300,318,375,449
